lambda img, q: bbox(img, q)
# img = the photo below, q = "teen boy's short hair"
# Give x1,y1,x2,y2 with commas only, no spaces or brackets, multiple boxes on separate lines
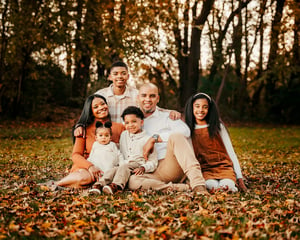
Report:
121,106,144,120
110,61,128,73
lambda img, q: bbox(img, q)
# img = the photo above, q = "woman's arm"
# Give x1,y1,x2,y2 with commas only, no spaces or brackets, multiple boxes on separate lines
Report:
72,137,93,170
72,137,103,181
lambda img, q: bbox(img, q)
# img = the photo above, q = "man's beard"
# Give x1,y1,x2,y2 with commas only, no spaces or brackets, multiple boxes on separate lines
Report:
143,108,155,114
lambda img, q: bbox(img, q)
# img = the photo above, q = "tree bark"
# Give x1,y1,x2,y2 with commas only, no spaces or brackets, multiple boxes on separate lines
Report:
232,1,243,111
179,0,215,107
208,0,251,84
264,0,285,107
71,1,91,102
251,0,267,113
292,0,300,68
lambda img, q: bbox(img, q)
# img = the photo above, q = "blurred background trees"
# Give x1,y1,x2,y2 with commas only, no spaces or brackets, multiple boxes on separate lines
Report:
0,0,299,123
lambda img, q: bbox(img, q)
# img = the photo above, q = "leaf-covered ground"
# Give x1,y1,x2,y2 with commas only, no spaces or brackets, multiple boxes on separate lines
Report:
0,121,299,239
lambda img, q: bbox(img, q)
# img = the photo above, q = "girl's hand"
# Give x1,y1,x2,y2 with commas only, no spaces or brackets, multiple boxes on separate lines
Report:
169,110,181,120
133,167,145,175
237,178,247,192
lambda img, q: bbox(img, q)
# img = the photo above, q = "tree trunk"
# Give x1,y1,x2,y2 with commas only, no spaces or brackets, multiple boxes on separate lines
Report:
232,1,243,111
0,1,8,83
179,0,215,107
239,3,249,117
72,49,91,100
208,0,251,84
267,0,285,70
292,0,300,68
216,51,232,105
265,0,285,108
71,1,91,102
0,1,9,113
176,0,189,107
251,0,267,114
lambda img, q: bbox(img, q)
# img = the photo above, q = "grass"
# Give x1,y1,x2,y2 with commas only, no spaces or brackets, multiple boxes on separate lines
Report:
0,122,299,239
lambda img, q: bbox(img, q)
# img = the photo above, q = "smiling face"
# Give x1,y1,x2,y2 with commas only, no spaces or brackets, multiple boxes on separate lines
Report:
123,114,143,134
138,84,160,117
109,66,129,89
91,97,109,120
193,98,209,125
95,127,111,145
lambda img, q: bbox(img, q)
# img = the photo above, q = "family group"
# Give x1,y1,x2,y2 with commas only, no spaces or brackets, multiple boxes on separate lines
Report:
51,61,247,195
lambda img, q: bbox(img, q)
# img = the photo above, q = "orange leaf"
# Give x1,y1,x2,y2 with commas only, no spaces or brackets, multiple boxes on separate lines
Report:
157,226,169,234
23,186,30,192
41,222,51,229
25,225,34,233
73,219,88,226
9,222,19,231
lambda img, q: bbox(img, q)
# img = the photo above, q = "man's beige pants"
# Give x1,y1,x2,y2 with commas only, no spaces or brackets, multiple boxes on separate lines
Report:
128,133,205,191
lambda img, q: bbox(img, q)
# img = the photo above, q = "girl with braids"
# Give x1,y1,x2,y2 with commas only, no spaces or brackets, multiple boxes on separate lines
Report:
184,93,247,192
55,94,124,188
87,121,124,174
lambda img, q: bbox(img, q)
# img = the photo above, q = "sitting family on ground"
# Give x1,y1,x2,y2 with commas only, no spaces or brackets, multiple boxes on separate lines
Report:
55,84,207,194
51,81,246,194
49,59,246,194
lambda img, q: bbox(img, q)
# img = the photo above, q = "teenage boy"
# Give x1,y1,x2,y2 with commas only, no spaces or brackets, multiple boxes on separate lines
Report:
89,106,158,194
95,61,138,123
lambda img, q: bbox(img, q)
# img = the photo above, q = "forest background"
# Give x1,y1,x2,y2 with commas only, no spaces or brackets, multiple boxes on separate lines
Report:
0,0,299,124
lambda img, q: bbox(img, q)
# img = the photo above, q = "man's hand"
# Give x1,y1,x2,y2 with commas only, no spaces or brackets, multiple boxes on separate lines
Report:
169,110,181,120
237,178,247,192
133,167,145,175
74,126,84,137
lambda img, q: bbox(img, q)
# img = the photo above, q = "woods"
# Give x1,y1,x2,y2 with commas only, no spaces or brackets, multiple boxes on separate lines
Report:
0,0,299,123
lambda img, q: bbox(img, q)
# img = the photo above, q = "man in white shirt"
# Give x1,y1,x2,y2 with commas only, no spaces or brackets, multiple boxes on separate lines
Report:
128,83,208,194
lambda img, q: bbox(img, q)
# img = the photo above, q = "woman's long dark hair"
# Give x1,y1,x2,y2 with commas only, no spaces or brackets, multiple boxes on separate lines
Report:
72,94,110,142
184,93,221,138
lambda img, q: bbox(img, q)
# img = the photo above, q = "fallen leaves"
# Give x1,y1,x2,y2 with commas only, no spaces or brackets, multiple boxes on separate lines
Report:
0,124,300,239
